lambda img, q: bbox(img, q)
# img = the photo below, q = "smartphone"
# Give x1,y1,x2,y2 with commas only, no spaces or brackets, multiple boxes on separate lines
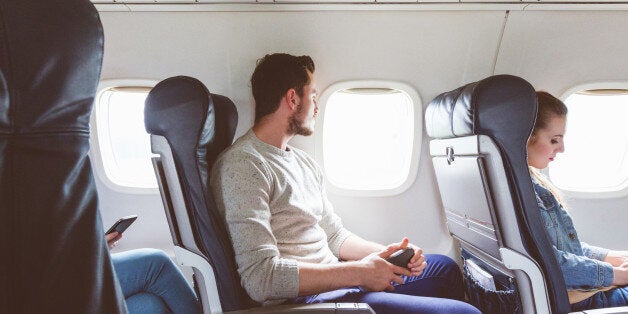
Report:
105,215,138,235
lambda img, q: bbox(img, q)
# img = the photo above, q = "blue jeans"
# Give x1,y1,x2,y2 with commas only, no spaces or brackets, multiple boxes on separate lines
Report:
112,248,202,314
292,254,480,314
571,286,628,311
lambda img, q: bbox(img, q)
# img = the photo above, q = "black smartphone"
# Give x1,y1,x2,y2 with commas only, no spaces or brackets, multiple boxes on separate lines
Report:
105,215,138,235
386,248,414,269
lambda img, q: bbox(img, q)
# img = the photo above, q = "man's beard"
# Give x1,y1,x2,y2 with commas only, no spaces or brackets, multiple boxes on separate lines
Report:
287,106,313,136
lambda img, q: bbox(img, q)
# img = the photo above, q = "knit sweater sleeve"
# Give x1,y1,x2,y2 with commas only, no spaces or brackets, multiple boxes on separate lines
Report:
211,153,299,304
311,161,353,258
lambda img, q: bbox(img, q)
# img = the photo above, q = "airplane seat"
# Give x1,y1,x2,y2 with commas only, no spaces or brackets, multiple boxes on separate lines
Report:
144,76,374,313
0,0,127,312
145,76,256,313
425,75,572,313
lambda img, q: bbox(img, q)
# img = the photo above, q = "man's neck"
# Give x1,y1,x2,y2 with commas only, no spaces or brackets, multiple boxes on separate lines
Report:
252,121,293,151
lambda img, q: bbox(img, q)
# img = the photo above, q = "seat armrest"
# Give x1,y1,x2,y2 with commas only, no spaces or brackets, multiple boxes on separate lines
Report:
571,306,628,314
500,247,550,313
228,303,375,313
173,246,223,314
174,246,375,314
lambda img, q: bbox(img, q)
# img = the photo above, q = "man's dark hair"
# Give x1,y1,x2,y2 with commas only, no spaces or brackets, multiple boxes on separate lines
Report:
251,53,315,123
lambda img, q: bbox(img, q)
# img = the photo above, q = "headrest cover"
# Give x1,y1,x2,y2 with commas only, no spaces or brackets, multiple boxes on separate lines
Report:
425,83,476,138
0,1,104,133
145,76,211,141
425,75,537,142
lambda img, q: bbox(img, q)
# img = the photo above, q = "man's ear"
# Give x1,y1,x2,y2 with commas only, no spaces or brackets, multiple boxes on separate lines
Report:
285,88,298,110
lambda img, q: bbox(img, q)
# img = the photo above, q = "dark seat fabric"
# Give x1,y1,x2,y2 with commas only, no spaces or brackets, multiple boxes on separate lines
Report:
425,75,571,313
0,1,126,313
145,76,257,311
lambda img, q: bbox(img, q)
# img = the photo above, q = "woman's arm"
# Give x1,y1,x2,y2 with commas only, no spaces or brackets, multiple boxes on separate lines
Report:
552,246,614,289
581,242,610,261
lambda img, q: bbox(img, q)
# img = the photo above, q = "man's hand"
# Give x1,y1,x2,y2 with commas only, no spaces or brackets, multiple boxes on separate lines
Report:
611,261,628,286
358,250,411,292
106,231,122,250
299,236,429,296
391,237,428,277
355,237,431,292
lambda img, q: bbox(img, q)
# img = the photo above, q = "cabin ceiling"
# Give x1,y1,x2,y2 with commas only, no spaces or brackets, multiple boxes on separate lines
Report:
92,0,628,8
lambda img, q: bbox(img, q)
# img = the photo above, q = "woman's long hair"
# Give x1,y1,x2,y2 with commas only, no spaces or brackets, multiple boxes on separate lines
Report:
529,91,569,207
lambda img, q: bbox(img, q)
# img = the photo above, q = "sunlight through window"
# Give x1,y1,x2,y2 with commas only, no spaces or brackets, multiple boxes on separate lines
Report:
95,87,157,189
322,88,415,193
549,90,628,192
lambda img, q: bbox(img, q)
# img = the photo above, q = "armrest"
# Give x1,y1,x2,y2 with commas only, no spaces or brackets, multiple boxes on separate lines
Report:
228,303,375,313
500,247,550,313
571,306,628,314
173,246,222,314
174,246,375,314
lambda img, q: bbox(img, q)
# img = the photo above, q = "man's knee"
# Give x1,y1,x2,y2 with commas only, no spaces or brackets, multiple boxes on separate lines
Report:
424,254,464,293
425,254,460,273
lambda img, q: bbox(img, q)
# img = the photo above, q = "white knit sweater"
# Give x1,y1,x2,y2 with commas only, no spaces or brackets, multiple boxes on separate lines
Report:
210,130,353,305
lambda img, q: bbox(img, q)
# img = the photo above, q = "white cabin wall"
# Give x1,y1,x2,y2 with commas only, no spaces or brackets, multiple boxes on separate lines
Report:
495,10,628,251
96,8,508,256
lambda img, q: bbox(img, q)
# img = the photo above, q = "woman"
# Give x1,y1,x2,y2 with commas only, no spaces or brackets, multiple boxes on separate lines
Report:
107,232,202,314
528,91,628,310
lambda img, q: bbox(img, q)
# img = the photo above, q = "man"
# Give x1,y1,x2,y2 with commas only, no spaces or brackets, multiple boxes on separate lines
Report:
211,53,479,313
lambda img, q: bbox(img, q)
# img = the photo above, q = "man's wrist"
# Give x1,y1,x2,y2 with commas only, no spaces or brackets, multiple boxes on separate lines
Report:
340,261,364,287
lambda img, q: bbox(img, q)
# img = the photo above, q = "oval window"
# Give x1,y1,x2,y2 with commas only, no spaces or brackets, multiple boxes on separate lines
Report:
317,81,421,197
91,80,158,192
549,88,628,193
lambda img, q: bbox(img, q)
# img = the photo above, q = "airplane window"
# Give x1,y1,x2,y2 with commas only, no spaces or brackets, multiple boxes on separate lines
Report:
318,82,421,196
92,82,157,191
549,89,628,193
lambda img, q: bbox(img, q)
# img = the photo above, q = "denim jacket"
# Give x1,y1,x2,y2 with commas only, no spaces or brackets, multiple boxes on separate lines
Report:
532,179,614,289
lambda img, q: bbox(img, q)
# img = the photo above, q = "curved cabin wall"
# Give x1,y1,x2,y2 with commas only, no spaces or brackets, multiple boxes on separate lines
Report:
94,5,627,256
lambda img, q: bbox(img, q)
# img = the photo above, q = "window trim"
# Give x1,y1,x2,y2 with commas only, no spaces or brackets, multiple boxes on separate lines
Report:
550,81,628,199
315,80,422,197
90,79,159,195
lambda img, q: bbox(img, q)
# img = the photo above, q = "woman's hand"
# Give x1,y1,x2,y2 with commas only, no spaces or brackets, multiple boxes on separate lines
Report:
611,261,628,286
605,250,628,267
106,231,122,250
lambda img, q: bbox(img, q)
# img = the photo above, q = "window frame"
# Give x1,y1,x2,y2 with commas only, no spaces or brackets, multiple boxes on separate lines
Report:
315,80,422,197
90,79,159,195
549,81,628,199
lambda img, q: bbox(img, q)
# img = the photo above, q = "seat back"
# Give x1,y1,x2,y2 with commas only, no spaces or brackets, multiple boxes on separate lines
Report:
425,75,571,313
0,1,126,312
144,76,257,312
